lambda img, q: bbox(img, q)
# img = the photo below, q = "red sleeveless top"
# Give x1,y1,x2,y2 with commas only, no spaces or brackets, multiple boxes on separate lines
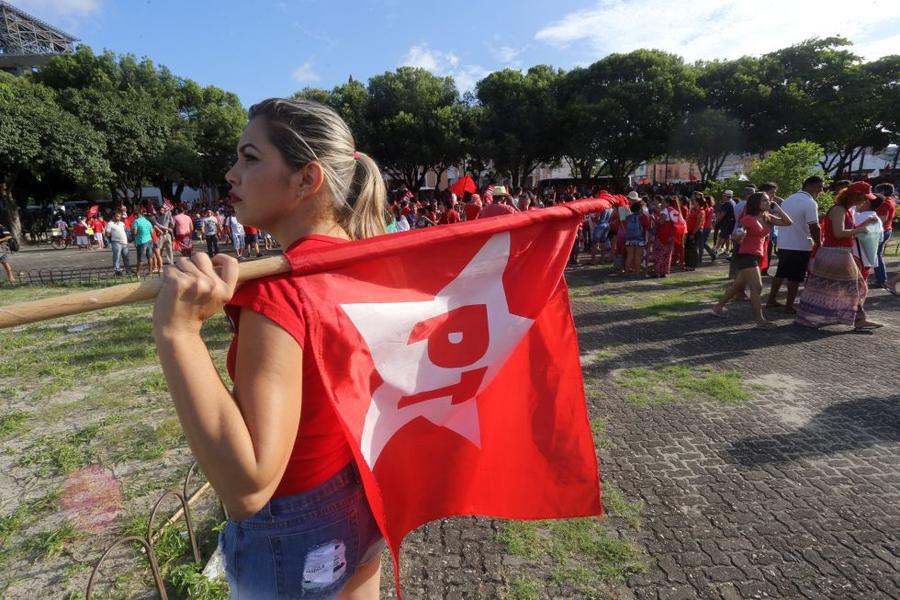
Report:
822,208,853,248
224,235,353,497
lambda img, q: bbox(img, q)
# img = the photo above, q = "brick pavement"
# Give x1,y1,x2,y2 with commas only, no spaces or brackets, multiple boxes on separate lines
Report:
11,244,898,599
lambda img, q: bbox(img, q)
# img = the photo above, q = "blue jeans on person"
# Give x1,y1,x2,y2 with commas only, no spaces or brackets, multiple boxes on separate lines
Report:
111,241,130,273
874,229,892,286
218,462,384,599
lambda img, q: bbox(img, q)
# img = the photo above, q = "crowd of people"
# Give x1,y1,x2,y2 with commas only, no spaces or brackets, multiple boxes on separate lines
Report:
380,175,897,333
30,200,278,278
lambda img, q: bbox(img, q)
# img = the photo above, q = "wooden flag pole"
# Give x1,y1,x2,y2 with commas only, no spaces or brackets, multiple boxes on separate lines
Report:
0,256,291,330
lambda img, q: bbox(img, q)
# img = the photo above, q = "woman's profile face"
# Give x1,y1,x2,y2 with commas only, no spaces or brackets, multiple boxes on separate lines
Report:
225,117,299,230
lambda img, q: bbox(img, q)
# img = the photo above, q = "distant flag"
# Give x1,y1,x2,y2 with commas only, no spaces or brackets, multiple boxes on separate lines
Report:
484,185,494,204
161,198,174,213
86,205,99,218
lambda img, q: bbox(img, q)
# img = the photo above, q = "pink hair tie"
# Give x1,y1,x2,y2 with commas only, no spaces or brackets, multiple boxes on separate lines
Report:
353,151,360,161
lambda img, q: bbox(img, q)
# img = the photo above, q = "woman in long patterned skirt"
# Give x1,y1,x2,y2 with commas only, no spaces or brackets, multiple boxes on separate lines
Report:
795,182,883,331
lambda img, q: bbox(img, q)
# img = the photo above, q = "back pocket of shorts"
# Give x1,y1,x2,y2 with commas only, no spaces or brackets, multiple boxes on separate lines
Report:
269,516,359,599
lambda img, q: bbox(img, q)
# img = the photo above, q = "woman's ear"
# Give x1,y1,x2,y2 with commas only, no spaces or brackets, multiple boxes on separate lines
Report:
294,162,326,200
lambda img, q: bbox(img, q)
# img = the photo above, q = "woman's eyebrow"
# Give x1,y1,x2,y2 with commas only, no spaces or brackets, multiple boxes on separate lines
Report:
238,143,260,154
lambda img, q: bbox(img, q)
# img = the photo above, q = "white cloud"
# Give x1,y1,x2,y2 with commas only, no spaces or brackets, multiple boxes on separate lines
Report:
400,43,490,93
535,0,900,62
492,45,524,63
855,33,900,61
13,0,100,17
291,62,320,84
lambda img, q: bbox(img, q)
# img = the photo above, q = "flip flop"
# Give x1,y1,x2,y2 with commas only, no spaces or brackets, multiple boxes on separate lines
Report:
886,286,899,297
755,321,778,330
711,308,728,318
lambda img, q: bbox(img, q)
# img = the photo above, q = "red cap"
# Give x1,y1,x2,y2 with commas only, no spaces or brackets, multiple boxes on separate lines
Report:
847,181,876,200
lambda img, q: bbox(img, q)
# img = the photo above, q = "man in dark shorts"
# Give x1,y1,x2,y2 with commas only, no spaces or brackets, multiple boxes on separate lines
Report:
767,176,824,313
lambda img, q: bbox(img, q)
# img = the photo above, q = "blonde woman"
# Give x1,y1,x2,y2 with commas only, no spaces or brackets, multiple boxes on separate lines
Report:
153,98,388,599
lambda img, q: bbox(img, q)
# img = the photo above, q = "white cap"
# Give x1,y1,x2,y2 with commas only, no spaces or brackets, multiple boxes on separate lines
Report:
627,191,640,201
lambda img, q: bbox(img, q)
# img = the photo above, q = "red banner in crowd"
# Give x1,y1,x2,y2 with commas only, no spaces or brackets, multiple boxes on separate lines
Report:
282,199,606,593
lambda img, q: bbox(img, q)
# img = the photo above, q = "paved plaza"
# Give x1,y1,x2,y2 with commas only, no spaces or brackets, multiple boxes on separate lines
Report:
3,245,898,600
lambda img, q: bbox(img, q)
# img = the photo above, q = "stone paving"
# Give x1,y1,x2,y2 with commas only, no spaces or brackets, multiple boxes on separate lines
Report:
7,245,898,599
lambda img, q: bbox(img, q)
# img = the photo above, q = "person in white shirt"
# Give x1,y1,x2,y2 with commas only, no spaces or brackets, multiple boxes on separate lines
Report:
104,212,131,275
766,176,824,313
225,211,246,259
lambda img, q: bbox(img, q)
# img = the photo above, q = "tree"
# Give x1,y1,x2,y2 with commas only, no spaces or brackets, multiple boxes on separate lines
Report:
365,67,462,191
0,73,110,240
475,65,562,187
766,38,891,176
748,140,825,196
555,67,606,181
670,108,744,184
573,51,701,187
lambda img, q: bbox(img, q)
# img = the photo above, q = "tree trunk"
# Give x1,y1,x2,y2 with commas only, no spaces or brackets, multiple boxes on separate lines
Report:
174,183,185,201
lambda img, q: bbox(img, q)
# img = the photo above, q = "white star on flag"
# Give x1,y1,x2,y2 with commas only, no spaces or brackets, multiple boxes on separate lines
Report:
340,232,534,468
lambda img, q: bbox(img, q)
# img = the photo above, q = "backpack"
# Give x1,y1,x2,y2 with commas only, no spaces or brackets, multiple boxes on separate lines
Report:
625,214,644,243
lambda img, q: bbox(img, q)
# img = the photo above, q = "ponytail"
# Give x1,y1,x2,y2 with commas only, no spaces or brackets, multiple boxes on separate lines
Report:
341,151,388,240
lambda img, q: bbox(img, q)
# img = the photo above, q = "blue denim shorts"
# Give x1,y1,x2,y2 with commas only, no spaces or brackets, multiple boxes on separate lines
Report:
218,462,385,599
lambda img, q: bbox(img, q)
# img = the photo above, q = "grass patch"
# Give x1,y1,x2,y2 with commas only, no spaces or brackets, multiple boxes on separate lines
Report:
26,521,79,559
591,276,728,317
602,485,643,531
613,365,762,406
590,416,612,450
505,575,541,600
17,423,103,476
0,411,30,438
499,516,647,598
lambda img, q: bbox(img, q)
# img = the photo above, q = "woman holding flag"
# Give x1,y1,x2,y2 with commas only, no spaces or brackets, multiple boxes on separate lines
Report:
152,98,388,599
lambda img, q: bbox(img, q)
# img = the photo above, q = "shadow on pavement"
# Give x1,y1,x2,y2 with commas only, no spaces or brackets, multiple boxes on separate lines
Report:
725,396,900,466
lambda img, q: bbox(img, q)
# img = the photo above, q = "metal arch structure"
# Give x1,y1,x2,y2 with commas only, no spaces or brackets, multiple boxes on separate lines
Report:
0,1,77,74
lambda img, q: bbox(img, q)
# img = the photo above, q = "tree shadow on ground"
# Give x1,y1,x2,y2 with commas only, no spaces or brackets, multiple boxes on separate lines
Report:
574,304,848,375
725,396,900,466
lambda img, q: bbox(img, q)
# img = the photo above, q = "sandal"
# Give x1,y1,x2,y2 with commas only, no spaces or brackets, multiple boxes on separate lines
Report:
711,307,728,318
886,285,899,297
755,321,777,330
854,321,884,330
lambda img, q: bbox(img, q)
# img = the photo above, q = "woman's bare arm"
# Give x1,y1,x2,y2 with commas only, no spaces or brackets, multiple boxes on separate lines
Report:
153,254,302,520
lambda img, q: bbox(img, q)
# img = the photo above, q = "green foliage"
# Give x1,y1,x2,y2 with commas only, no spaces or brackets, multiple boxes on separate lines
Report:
613,365,764,406
749,140,827,197
0,411,29,438
670,108,744,183
167,563,230,600
476,65,564,187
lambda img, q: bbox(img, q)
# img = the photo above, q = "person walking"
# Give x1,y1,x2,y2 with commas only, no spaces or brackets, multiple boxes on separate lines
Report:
104,212,131,276
795,182,883,331
153,97,385,599
172,207,194,258
131,208,154,278
766,176,824,314
154,202,175,266
873,183,896,289
201,209,220,257
0,222,16,284
713,192,793,328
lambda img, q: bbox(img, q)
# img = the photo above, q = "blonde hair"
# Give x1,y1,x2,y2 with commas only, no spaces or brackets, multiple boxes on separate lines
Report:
247,98,388,240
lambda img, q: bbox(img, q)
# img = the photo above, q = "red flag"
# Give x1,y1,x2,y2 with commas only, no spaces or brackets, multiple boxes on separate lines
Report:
161,198,174,213
87,204,99,218
449,176,477,197
284,200,603,592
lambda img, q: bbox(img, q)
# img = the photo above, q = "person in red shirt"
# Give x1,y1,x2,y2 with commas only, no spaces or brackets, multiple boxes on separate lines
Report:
464,193,482,221
73,217,89,250
152,98,387,598
873,183,896,287
479,186,518,218
713,193,792,328
684,194,704,270
438,199,460,224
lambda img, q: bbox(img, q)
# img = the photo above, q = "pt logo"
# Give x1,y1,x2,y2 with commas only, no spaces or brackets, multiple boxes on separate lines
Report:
340,233,533,468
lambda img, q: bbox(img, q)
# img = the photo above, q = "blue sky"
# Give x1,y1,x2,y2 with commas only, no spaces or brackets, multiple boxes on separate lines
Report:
13,0,900,106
